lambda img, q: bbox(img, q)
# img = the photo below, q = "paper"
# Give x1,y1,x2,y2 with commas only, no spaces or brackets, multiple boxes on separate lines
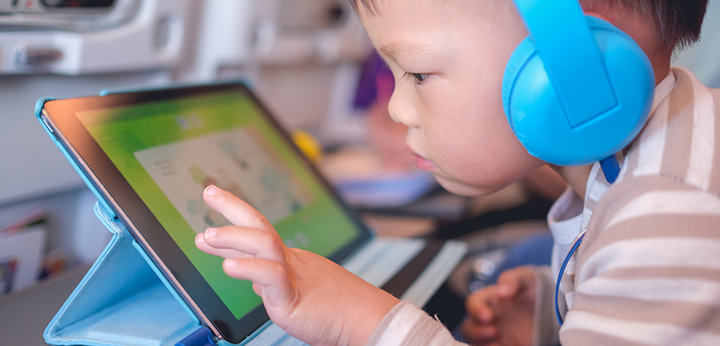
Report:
0,226,47,294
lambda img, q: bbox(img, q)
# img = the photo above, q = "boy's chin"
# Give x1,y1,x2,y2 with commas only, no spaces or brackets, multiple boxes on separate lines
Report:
433,175,505,197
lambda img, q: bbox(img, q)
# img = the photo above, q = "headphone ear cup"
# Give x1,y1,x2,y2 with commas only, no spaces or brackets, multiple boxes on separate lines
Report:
502,16,654,166
502,37,536,134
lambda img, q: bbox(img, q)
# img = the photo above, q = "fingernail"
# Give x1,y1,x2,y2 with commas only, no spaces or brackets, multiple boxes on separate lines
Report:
225,258,239,267
195,233,205,244
498,285,512,295
204,185,219,196
206,228,217,238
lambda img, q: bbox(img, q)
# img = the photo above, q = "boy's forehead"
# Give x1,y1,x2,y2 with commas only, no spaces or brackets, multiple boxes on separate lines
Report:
358,0,525,62
360,6,447,61
353,0,477,17
358,0,487,49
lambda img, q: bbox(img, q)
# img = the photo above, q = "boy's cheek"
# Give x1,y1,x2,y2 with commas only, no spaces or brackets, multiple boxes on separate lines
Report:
431,174,485,197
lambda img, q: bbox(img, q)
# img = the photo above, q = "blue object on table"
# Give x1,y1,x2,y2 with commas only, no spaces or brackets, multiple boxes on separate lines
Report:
176,327,216,346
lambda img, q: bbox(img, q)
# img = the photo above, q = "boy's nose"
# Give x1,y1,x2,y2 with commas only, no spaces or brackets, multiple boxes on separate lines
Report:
387,89,421,128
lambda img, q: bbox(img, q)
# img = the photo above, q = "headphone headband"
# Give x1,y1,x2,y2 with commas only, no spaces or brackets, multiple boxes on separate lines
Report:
513,0,617,127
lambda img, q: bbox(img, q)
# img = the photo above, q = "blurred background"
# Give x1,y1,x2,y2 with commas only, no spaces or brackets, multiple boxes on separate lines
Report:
0,0,718,343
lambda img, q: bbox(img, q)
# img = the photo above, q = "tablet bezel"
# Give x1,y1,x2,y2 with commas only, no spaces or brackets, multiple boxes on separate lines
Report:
40,83,373,343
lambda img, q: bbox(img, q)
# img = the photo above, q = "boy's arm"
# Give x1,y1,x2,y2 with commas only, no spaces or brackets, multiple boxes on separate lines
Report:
366,301,468,346
560,179,720,345
369,266,561,346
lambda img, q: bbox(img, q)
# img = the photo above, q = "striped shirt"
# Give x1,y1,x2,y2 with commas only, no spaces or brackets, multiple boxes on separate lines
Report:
366,67,720,346
561,67,720,345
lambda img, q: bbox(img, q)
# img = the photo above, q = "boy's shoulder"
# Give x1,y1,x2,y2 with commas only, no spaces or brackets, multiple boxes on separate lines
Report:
620,66,720,198
576,65,720,272
562,69,720,341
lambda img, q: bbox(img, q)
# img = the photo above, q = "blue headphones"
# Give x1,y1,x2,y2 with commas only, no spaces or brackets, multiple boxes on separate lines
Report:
502,0,655,182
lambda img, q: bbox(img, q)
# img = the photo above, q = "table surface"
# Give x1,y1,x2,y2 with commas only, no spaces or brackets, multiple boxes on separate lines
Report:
0,266,88,346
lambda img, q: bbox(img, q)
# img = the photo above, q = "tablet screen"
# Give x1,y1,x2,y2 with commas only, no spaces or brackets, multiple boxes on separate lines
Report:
43,85,370,341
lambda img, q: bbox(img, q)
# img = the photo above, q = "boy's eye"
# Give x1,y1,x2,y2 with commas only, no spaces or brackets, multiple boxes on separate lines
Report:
402,72,428,85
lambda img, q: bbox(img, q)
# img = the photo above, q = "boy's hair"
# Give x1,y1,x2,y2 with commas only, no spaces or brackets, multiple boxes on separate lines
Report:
350,0,709,50
582,0,708,49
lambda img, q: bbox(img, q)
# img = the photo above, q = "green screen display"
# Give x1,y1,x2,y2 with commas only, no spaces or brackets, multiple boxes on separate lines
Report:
76,91,361,319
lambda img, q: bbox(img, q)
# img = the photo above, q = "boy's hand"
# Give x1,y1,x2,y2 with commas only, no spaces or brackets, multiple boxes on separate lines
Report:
195,185,399,346
461,267,536,346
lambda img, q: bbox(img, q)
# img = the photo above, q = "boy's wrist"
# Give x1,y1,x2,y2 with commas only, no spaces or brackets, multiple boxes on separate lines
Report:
345,290,400,346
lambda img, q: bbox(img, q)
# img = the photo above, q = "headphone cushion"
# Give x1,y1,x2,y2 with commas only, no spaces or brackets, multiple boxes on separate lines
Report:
502,16,655,166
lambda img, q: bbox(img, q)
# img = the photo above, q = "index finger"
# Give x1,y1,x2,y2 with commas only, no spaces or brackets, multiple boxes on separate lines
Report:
203,185,274,232
465,287,497,323
496,267,536,301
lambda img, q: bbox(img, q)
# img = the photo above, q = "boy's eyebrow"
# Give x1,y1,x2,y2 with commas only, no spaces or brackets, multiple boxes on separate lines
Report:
377,40,433,61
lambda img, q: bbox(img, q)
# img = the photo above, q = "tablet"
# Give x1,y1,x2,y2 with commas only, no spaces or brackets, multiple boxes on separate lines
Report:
39,83,373,343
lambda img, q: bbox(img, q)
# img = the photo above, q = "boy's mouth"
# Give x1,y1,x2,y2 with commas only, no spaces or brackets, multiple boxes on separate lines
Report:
414,156,437,171
406,145,437,171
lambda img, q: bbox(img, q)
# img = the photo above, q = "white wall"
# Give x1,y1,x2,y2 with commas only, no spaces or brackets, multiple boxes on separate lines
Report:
672,0,720,87
0,71,172,205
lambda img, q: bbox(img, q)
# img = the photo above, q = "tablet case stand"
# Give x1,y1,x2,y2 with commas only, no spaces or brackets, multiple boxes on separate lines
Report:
43,201,227,346
35,92,299,346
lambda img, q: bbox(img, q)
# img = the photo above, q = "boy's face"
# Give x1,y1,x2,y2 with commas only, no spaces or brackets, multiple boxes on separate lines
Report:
359,0,545,196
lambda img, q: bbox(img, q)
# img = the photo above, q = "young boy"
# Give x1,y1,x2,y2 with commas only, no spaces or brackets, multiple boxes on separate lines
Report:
195,0,718,345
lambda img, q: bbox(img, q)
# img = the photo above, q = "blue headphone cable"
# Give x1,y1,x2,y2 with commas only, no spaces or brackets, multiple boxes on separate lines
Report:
600,156,621,183
555,232,586,325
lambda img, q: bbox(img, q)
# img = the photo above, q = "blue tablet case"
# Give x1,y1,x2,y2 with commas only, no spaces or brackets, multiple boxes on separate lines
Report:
36,91,467,346
44,201,218,346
